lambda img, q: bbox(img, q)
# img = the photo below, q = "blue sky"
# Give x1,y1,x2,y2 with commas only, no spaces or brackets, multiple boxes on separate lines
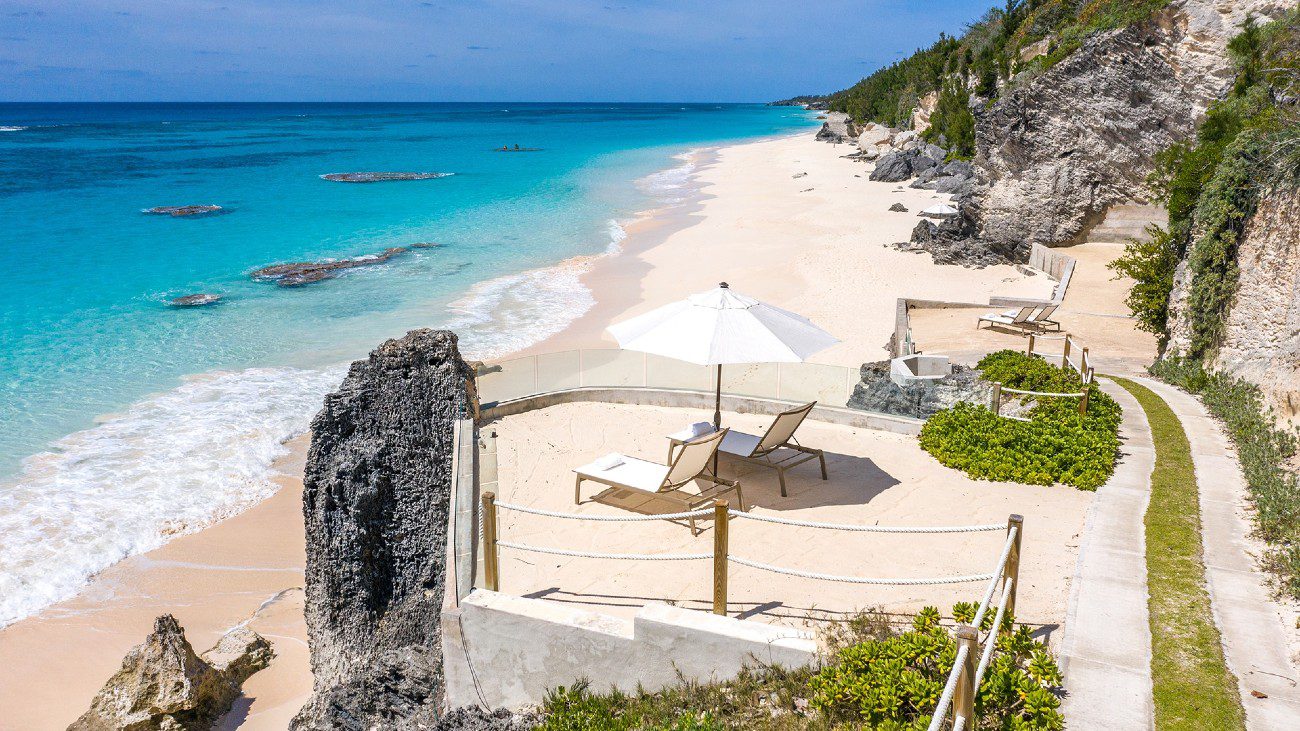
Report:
0,1,991,102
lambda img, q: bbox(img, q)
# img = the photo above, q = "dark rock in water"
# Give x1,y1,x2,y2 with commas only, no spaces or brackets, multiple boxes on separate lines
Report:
410,242,441,249
889,203,908,212
144,205,223,217
848,361,989,419
320,172,453,183
869,150,914,182
70,615,272,731
251,247,407,287
292,329,473,730
169,293,222,307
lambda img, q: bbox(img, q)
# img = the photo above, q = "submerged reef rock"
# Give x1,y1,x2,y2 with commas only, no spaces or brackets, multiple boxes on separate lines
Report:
848,360,990,419
320,172,453,183
251,247,407,287
292,329,473,730
69,615,272,731
144,205,223,217
168,293,222,307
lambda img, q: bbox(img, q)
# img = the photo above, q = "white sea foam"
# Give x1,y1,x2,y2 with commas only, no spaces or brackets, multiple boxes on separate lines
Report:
0,126,26,132
444,218,630,360
0,365,344,627
636,149,700,205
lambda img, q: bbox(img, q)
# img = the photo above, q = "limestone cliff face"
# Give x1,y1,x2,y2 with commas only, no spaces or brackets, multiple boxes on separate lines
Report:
974,0,1287,260
292,329,472,730
1175,189,1300,423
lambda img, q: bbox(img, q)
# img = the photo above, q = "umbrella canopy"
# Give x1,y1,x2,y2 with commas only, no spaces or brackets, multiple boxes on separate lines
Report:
607,282,839,428
920,203,958,218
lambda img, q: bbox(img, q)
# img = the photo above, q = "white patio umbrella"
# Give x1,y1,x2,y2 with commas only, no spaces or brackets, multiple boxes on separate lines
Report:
606,282,839,429
920,203,958,218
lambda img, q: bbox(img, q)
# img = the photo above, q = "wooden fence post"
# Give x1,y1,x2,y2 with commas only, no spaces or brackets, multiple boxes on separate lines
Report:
713,500,729,616
955,624,980,723
1005,514,1023,618
1061,336,1072,371
1079,388,1090,417
482,492,499,591
1027,333,1036,358
990,382,1002,415
1081,347,1090,376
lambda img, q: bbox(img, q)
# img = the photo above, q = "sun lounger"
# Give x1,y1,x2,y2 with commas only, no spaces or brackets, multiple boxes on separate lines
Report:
573,428,744,534
978,305,1041,334
997,303,1061,331
667,402,827,498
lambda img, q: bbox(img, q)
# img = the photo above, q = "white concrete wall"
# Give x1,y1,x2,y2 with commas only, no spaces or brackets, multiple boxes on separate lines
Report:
441,590,818,710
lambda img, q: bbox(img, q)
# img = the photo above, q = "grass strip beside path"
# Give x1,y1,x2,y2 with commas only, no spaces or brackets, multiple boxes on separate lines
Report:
1111,377,1244,730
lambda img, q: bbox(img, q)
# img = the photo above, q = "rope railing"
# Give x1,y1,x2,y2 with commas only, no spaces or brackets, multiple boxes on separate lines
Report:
1027,333,1094,385
1000,386,1085,398
727,510,1003,534
496,501,713,522
481,492,1026,731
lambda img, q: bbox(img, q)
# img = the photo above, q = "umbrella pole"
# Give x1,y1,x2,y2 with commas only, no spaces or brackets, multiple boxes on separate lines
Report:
713,363,722,475
713,364,723,429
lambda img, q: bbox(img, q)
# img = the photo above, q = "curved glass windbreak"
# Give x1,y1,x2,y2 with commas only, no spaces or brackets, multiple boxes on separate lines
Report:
476,349,860,409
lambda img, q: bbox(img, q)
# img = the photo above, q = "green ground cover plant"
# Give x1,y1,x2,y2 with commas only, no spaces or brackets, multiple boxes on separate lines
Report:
1149,358,1300,598
919,350,1120,490
1109,377,1245,730
538,605,1063,730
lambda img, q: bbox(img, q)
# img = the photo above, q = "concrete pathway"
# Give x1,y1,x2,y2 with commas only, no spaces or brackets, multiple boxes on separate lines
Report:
1059,379,1155,730
1136,377,1300,730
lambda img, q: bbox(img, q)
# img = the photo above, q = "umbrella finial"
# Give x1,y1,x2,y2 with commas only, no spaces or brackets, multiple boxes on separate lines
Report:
719,281,729,289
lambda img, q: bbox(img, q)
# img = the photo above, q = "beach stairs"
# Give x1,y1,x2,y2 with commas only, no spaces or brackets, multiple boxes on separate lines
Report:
1085,204,1166,244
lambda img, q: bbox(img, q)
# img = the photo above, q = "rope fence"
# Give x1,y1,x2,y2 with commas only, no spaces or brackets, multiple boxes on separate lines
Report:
1027,332,1094,384
481,493,1024,731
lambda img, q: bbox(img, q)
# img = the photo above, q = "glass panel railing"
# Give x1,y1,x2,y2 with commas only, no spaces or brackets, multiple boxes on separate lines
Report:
476,349,870,415
778,361,855,408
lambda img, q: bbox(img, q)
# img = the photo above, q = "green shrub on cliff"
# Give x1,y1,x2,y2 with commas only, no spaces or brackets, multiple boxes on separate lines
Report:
538,604,1064,730
1150,358,1300,598
1113,10,1300,358
919,351,1120,490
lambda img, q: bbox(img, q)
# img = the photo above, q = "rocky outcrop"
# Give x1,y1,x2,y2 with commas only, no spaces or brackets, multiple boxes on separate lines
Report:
292,329,473,730
1170,189,1300,424
815,112,855,143
251,247,408,287
320,172,454,183
848,361,990,419
974,0,1289,260
69,615,272,731
168,293,222,307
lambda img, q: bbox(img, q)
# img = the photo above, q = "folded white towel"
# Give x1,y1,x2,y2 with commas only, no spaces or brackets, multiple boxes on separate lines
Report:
669,422,716,441
592,454,624,471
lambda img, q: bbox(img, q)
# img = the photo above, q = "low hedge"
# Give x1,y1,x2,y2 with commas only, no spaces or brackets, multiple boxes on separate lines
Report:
919,351,1121,490
539,604,1064,730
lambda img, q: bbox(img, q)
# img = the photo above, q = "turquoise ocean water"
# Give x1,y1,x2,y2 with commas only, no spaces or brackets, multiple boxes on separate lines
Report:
0,102,817,625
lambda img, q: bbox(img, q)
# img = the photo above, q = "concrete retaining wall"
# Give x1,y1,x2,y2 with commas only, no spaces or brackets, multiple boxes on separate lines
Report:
442,590,818,709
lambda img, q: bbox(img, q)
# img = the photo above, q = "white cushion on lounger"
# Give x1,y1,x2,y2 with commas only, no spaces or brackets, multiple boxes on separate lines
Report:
980,313,1016,324
574,454,670,491
719,430,762,458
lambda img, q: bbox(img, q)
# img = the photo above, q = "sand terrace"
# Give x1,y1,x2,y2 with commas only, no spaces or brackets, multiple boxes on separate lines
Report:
483,401,1091,644
908,242,1158,375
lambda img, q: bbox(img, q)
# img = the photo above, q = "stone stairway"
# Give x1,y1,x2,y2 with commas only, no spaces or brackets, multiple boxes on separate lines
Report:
1085,204,1166,244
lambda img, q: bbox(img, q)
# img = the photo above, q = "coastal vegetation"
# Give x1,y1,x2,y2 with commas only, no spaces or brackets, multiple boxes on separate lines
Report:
919,350,1120,490
1110,378,1245,729
1111,9,1300,353
1112,10,1300,598
539,604,1064,730
1148,358,1300,598
826,0,1176,159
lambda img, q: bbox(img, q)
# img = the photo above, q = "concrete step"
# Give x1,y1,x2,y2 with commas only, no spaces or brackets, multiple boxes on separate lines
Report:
1093,224,1155,237
1090,229,1155,244
1105,204,1167,221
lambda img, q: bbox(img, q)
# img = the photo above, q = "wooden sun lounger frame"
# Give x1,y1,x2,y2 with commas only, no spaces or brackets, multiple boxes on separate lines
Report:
574,428,744,535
